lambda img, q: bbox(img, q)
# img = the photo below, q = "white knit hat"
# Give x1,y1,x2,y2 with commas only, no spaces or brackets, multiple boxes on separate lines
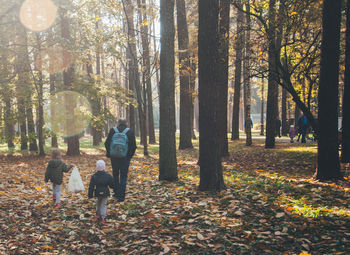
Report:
96,160,106,171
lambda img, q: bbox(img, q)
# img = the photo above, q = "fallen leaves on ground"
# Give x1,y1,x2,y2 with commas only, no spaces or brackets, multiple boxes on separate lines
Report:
0,140,349,254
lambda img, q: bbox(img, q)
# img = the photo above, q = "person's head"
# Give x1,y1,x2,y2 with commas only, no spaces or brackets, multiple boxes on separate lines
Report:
52,149,62,159
118,119,128,127
290,125,294,129
96,160,106,172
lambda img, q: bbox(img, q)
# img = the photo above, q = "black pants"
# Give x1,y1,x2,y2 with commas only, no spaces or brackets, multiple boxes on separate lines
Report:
111,157,130,201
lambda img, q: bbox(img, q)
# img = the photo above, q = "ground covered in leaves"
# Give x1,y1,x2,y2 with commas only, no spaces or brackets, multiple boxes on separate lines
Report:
0,140,350,254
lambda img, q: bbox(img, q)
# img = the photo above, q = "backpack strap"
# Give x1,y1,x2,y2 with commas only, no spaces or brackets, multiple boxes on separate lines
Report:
113,127,120,133
122,128,130,134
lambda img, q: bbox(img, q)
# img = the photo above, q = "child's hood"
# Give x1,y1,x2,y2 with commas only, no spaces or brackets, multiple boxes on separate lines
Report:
48,159,63,168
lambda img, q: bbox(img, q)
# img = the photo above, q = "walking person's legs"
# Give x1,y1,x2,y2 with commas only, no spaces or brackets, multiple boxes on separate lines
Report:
111,158,121,198
118,158,130,202
52,184,61,206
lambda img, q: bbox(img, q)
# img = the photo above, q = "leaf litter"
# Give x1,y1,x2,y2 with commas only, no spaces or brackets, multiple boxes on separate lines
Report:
0,141,349,254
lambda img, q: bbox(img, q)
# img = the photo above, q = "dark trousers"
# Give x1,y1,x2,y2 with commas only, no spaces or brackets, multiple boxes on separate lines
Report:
111,157,130,201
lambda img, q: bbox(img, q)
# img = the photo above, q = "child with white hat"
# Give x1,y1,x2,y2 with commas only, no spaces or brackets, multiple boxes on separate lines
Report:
88,160,114,223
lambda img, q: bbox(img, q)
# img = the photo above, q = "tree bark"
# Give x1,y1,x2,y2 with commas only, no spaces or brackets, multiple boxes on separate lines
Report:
159,0,177,181
177,0,193,150
218,0,230,155
315,0,342,180
15,22,29,151
265,0,278,148
198,0,225,191
61,6,80,156
138,0,156,145
243,3,252,146
231,2,244,140
49,74,58,148
341,0,350,163
281,87,288,136
260,77,265,136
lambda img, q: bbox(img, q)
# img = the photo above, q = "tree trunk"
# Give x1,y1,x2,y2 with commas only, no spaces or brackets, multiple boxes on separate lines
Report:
198,0,225,191
138,0,156,145
15,22,29,151
281,87,288,136
217,0,230,155
4,98,15,148
190,55,197,140
0,29,15,148
26,104,38,152
341,0,350,163
35,34,45,156
125,0,148,156
315,0,341,180
231,2,244,140
49,74,58,148
243,3,252,146
265,0,278,148
159,0,177,181
177,0,193,150
260,77,265,136
61,6,80,156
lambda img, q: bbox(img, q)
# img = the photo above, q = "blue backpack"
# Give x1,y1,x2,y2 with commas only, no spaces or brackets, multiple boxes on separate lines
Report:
110,127,129,158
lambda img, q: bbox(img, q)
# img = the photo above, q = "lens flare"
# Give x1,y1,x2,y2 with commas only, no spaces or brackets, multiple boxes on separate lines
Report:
35,46,73,74
44,91,92,138
20,0,57,32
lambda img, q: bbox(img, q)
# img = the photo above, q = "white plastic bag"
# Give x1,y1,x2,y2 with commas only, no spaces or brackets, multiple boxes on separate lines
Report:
68,166,85,193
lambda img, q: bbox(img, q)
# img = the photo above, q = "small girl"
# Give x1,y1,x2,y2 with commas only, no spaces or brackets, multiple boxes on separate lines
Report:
88,160,114,223
45,149,73,207
289,125,296,143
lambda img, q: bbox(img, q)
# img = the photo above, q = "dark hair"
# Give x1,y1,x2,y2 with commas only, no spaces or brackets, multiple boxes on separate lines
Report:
52,149,62,159
118,119,128,126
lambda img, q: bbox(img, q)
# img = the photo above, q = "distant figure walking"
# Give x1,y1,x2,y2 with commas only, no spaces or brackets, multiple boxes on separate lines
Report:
44,149,73,207
105,119,137,202
88,160,114,223
289,125,296,143
275,118,281,138
297,113,309,143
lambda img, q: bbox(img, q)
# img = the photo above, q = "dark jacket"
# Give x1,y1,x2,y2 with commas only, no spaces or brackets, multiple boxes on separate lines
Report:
45,159,73,185
104,124,137,159
88,171,114,198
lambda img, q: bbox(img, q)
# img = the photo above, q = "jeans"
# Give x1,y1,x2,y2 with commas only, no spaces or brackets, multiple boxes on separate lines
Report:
52,184,61,203
111,157,130,201
96,197,108,219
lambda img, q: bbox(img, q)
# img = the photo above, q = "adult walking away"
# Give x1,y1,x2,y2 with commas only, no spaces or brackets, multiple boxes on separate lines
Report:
105,119,137,202
297,113,309,143
275,118,281,138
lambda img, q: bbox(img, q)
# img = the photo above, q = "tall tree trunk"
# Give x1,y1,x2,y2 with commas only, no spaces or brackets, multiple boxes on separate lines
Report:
190,54,197,140
281,87,288,136
0,28,15,148
341,0,350,163
61,6,80,156
125,0,148,156
243,3,252,146
231,2,244,140
198,0,225,191
265,0,278,148
177,0,193,150
92,19,103,146
4,98,15,148
26,104,38,152
315,0,341,180
138,0,156,145
217,0,230,155
260,77,265,136
35,34,45,156
49,74,58,148
15,22,29,151
159,0,177,181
